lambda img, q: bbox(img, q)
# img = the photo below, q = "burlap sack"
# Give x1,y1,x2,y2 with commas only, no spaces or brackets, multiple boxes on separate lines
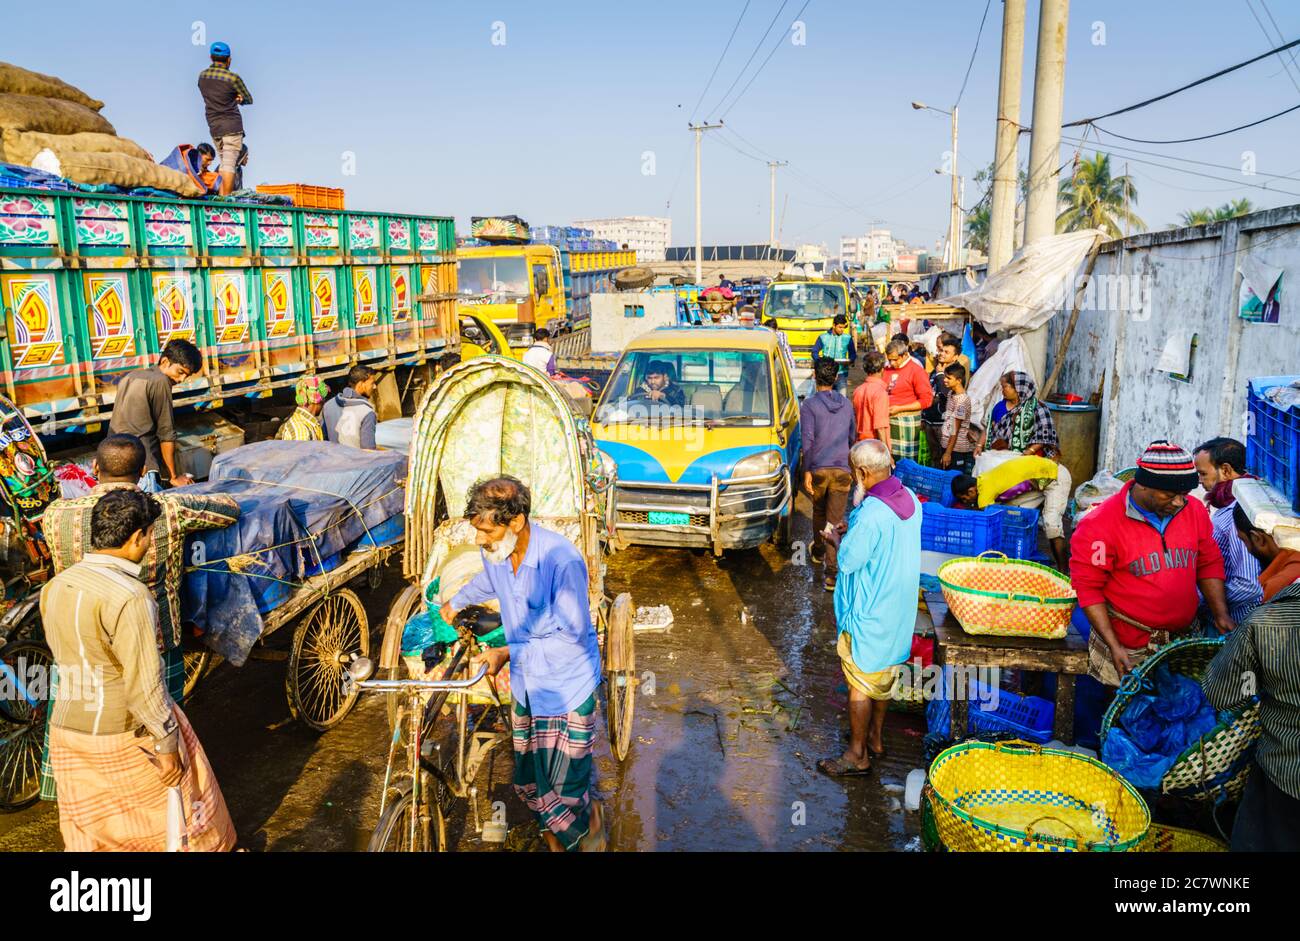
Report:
48,150,204,198
2,128,149,166
0,62,103,111
0,93,114,135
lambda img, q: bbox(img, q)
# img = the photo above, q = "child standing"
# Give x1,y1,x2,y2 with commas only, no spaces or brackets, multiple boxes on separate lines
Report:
852,350,891,450
939,363,976,474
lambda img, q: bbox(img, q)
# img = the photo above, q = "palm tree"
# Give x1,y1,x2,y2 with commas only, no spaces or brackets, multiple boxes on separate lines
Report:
1056,153,1144,237
1175,198,1253,228
966,203,990,254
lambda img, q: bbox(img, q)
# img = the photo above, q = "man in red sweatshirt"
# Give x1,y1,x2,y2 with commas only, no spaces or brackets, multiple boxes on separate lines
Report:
1070,440,1234,686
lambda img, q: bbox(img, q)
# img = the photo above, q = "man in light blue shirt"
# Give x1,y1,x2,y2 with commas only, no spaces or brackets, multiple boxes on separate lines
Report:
818,439,921,777
440,475,605,851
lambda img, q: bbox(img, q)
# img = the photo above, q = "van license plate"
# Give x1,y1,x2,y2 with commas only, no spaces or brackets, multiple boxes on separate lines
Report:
648,511,690,526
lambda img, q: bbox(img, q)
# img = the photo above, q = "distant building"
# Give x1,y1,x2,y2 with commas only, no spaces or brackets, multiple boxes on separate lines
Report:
570,215,671,261
838,229,903,269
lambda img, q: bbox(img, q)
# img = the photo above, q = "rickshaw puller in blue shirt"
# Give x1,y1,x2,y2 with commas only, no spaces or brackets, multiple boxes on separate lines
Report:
441,475,606,852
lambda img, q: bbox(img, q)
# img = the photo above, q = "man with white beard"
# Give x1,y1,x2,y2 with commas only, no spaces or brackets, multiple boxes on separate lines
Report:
817,439,922,777
440,476,606,851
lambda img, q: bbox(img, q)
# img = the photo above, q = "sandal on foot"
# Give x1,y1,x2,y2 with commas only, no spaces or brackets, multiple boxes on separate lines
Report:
817,756,872,777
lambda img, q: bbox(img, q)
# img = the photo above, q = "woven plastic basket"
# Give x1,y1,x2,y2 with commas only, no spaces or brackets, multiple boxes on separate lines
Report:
1100,636,1260,803
938,551,1077,639
1138,823,1227,852
928,739,1150,852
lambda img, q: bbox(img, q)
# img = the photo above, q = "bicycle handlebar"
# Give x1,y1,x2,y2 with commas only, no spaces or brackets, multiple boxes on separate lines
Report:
352,663,489,694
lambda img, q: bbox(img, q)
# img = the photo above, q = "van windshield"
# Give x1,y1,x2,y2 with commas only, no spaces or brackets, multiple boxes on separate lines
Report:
458,257,528,296
765,283,845,319
597,349,773,425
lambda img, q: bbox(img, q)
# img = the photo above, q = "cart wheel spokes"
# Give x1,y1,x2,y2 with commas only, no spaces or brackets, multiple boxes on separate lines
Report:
286,589,369,732
0,640,51,811
605,593,636,762
182,648,218,702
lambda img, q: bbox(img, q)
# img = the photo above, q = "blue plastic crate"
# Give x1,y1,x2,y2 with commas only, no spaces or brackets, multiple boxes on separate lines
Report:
989,504,1043,560
920,502,1002,555
925,670,1055,744
895,458,960,507
1246,375,1300,513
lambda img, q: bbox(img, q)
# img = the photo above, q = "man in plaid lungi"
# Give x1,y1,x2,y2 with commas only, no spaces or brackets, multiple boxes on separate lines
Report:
882,337,932,464
42,489,236,851
441,476,606,851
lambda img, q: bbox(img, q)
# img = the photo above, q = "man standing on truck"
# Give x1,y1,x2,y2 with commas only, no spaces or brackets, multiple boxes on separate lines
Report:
108,339,203,492
197,41,253,197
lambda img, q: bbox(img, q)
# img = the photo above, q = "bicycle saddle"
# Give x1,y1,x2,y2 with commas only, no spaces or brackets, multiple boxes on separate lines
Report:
453,605,503,637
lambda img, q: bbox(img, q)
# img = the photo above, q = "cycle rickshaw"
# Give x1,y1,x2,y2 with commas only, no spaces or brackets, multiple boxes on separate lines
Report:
358,355,635,851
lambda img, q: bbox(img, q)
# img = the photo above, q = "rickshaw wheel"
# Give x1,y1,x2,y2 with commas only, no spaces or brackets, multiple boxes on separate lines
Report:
368,778,446,853
0,639,52,810
605,593,636,762
182,648,219,702
286,589,370,732
382,584,423,735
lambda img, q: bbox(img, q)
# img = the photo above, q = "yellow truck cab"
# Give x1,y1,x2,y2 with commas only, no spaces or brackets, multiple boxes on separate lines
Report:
591,326,798,555
761,277,856,397
456,243,565,354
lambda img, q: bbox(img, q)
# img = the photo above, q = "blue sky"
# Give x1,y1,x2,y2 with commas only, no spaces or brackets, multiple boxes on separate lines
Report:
5,0,1299,251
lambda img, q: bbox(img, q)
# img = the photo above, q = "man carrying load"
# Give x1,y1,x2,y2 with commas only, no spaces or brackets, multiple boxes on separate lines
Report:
197,41,253,197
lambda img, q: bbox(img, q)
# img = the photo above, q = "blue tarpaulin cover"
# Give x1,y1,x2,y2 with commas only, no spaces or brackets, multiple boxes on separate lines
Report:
179,442,406,665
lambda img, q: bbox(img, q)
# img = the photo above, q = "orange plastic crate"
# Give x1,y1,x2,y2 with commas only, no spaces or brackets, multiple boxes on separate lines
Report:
255,184,345,210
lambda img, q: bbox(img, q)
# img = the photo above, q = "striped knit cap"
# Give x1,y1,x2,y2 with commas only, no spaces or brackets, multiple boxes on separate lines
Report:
1135,439,1198,493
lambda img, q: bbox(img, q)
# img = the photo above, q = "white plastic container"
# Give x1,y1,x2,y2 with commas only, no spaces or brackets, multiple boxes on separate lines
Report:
904,768,927,812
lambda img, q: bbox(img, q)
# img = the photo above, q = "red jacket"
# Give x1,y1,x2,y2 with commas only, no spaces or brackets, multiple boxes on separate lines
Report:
1069,481,1225,647
882,358,933,410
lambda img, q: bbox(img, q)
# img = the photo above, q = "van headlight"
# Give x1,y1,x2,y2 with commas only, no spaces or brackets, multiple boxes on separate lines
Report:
731,450,782,479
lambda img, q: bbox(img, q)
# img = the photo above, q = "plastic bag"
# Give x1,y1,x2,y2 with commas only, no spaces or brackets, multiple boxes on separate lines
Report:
1074,470,1126,513
1151,665,1202,721
1102,726,1175,790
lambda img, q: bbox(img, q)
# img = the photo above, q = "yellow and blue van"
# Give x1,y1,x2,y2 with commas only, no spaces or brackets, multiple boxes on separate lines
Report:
591,326,799,555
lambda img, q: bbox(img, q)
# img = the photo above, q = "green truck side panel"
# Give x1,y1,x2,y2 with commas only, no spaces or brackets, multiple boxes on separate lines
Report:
0,188,457,431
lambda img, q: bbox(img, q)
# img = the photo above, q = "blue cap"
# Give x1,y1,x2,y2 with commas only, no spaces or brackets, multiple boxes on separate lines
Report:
209,41,231,57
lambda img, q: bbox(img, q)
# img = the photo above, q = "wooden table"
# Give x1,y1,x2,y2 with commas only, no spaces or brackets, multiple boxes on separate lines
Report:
926,591,1089,744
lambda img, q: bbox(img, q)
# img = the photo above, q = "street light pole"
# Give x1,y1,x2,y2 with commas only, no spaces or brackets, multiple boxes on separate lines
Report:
912,101,962,270
690,121,723,286
768,160,788,248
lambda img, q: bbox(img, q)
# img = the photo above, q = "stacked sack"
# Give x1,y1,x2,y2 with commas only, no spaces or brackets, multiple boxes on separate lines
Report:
0,61,202,197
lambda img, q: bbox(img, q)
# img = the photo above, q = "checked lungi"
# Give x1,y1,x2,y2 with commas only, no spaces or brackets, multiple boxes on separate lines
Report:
40,648,186,803
889,412,924,463
50,701,236,852
511,692,596,851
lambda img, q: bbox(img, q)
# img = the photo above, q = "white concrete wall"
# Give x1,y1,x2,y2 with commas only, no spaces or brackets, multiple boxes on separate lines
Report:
590,292,678,354
930,204,1300,472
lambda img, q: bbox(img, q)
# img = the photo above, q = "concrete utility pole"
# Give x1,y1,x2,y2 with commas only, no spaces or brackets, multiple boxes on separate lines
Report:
1022,0,1070,383
690,122,723,286
768,160,788,247
988,0,1026,274
949,105,960,269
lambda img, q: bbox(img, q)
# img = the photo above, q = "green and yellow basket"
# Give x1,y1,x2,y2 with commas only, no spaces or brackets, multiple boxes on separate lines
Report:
928,739,1150,852
938,551,1077,640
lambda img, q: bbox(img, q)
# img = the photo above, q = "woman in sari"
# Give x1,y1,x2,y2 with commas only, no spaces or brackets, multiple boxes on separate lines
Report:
978,371,1072,569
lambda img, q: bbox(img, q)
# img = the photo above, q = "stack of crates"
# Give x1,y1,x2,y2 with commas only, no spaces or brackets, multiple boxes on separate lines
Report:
1246,376,1300,513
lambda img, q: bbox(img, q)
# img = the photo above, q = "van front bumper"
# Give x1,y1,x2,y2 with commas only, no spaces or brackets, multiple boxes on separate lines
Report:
611,465,791,555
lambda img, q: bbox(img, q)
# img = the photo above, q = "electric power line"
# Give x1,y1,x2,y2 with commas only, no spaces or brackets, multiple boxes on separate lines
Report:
954,0,994,108
688,1,752,124
704,0,790,118
1059,137,1300,198
716,0,814,119
1092,101,1300,144
1245,0,1300,94
1060,36,1300,128
1058,135,1300,183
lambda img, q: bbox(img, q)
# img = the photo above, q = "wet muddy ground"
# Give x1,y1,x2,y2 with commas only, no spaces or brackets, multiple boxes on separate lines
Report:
0,488,927,853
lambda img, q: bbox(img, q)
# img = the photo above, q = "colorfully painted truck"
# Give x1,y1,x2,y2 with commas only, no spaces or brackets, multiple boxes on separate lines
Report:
0,187,457,435
457,224,634,353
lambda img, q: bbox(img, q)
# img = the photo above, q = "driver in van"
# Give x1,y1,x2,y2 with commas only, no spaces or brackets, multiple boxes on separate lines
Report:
631,361,686,411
